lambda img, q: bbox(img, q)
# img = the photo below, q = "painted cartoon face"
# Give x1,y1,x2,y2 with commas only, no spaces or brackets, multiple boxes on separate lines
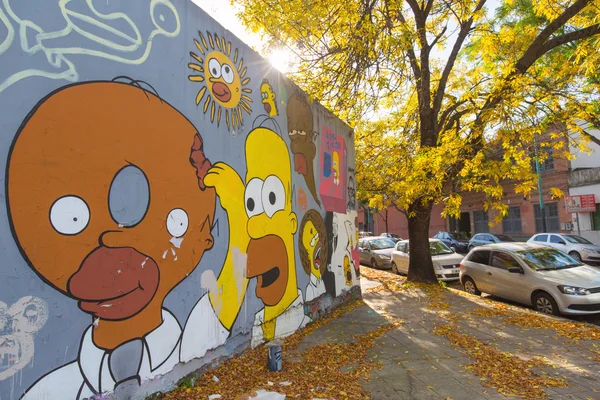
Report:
344,255,352,286
244,128,297,307
261,80,278,117
205,51,241,108
299,210,328,280
7,82,216,348
348,176,356,201
332,151,340,181
189,31,252,130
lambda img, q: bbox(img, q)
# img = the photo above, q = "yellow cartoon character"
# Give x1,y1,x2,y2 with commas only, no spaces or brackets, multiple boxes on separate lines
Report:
261,79,278,117
188,31,252,129
204,127,307,347
332,151,340,185
299,210,329,301
344,255,352,286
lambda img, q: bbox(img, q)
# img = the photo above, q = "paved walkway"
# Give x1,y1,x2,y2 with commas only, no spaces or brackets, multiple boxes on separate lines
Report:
168,267,600,399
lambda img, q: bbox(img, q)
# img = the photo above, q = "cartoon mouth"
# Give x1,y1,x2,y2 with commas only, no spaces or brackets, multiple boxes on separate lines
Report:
293,153,308,176
68,247,160,321
246,235,289,306
0,337,18,372
263,102,272,114
313,245,322,272
212,82,231,102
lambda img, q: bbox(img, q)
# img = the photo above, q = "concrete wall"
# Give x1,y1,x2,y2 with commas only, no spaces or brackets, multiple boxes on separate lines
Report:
0,2,359,399
570,123,600,170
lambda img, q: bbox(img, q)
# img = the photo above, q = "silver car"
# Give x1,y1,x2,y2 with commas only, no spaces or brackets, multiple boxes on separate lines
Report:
358,237,395,269
391,239,463,281
460,242,600,315
527,233,600,265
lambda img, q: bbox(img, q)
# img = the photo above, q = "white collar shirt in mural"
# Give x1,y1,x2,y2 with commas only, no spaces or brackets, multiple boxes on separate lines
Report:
305,273,326,302
22,296,230,400
251,289,308,348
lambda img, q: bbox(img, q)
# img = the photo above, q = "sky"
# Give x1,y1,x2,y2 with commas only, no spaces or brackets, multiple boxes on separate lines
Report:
190,0,294,73
191,0,503,74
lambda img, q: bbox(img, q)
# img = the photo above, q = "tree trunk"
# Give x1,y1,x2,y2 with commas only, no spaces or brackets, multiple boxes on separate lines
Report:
406,200,438,283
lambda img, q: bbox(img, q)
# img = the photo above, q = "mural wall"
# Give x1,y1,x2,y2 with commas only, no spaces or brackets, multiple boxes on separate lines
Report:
0,1,358,399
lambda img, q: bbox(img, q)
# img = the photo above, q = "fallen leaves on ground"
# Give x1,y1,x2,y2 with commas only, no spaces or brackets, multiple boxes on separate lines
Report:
433,324,567,399
166,323,401,399
504,313,600,342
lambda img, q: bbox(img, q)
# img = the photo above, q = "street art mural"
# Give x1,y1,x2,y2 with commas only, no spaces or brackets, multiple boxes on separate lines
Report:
188,30,252,130
320,126,348,213
288,90,320,207
299,210,329,301
0,1,357,399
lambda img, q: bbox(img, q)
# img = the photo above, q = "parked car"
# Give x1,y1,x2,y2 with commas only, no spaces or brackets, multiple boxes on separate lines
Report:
433,232,470,253
527,233,600,265
380,233,403,243
391,239,463,281
460,242,600,315
358,237,395,269
359,231,374,238
469,233,515,250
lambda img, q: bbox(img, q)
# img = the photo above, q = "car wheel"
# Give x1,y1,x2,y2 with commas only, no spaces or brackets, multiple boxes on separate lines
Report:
391,262,399,275
569,251,582,262
462,277,481,296
371,258,378,269
533,292,560,316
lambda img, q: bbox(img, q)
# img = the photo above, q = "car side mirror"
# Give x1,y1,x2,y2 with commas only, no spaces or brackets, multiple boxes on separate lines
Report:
508,267,523,274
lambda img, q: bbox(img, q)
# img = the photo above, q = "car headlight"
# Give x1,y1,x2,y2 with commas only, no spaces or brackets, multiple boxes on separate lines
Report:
378,254,391,260
557,285,591,295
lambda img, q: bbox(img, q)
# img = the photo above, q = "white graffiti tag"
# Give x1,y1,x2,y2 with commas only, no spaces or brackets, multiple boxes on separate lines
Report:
0,296,48,381
0,0,181,93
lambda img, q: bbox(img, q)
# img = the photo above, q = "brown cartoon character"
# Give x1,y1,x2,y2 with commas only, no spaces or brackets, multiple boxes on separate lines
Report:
7,80,223,399
287,91,320,207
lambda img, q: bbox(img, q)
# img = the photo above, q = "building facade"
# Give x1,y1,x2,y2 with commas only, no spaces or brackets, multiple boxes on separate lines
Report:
568,124,600,242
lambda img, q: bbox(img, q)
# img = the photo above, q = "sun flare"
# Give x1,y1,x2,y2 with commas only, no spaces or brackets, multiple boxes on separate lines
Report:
188,31,252,130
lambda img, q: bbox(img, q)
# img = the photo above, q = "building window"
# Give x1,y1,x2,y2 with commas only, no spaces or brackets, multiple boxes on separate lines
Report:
593,204,600,231
531,149,554,173
502,206,522,233
473,211,490,233
534,203,560,233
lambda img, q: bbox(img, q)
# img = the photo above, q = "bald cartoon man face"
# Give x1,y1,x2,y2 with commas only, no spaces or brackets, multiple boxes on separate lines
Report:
7,81,216,348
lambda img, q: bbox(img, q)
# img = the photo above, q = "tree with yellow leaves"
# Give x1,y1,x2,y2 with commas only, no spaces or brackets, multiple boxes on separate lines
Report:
237,0,600,282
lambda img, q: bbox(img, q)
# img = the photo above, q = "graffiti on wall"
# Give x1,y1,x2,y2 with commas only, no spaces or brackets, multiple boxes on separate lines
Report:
288,91,320,207
1,2,357,399
347,168,356,211
299,210,329,301
0,0,180,93
188,31,252,130
320,127,347,213
0,297,48,381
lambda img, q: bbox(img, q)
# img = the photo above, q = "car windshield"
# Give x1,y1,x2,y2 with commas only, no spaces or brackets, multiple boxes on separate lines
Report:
448,232,469,240
430,241,454,255
494,234,515,242
516,248,583,270
563,235,593,244
368,238,396,250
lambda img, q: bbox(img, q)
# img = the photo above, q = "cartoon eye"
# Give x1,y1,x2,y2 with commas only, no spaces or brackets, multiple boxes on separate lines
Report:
221,64,234,84
167,208,189,238
262,175,285,218
262,92,268,99
208,58,221,78
245,178,264,218
50,196,90,235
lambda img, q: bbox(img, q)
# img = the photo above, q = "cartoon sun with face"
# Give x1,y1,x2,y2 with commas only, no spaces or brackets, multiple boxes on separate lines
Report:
188,31,252,130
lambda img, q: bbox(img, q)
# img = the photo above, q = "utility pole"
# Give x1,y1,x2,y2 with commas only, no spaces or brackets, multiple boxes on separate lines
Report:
534,135,547,232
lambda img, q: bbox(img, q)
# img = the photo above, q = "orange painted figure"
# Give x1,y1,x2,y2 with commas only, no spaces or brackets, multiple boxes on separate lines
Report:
7,81,227,399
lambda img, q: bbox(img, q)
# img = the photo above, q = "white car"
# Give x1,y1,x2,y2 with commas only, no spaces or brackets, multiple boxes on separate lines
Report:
391,239,463,281
528,233,600,265
460,242,600,315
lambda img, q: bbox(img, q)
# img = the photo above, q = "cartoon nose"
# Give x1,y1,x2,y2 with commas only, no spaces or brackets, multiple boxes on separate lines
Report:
99,230,127,248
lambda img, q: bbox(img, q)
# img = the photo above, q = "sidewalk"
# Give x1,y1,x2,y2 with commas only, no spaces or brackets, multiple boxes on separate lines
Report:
166,267,600,399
